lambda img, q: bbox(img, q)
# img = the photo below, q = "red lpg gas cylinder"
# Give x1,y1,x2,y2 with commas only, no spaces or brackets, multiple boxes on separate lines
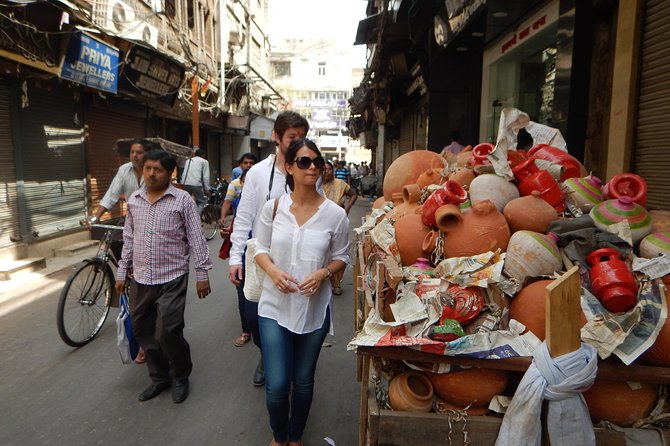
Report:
472,143,495,166
512,158,565,212
527,144,584,181
421,180,468,228
587,248,638,313
605,173,648,207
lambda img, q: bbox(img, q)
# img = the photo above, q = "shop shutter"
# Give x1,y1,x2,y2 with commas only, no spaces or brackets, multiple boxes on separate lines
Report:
19,87,85,239
398,112,414,154
0,84,19,246
634,0,670,209
86,106,146,219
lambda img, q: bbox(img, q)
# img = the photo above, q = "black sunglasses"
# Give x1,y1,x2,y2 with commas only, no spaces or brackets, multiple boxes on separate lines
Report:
293,156,325,170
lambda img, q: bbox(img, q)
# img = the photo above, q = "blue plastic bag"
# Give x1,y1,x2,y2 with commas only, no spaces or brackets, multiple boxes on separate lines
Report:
116,293,139,364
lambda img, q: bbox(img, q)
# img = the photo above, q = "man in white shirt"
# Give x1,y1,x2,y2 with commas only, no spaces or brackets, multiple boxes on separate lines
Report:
182,148,210,213
91,138,149,223
228,111,310,387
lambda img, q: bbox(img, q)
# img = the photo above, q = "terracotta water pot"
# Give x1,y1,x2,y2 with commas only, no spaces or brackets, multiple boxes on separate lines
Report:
372,196,387,209
449,168,476,188
639,232,670,259
527,144,584,181
437,400,490,416
563,175,604,212
427,368,509,408
641,286,670,366
421,181,468,228
388,371,434,412
590,197,652,244
651,210,670,233
416,168,445,189
469,174,520,212
456,145,474,167
387,184,422,221
584,379,658,427
440,200,511,258
422,230,439,253
383,151,447,202
394,213,431,266
509,279,553,340
504,232,563,283
503,191,558,233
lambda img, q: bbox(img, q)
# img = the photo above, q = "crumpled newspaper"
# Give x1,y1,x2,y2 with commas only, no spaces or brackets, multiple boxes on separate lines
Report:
354,207,389,235
370,217,401,263
434,250,505,287
633,254,670,280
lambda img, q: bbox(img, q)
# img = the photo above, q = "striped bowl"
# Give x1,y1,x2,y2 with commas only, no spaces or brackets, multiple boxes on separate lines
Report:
640,232,670,259
589,197,651,243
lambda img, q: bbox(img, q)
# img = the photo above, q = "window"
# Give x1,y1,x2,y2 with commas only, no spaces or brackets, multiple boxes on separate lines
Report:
165,0,176,18
204,8,212,50
318,61,326,76
187,0,194,29
273,61,291,78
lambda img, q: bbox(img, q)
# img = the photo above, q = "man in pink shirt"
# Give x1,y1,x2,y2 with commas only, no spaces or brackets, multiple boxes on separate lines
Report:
115,149,212,404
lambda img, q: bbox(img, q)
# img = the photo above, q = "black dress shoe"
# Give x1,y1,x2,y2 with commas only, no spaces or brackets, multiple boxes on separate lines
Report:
138,382,171,402
172,379,189,403
253,358,265,387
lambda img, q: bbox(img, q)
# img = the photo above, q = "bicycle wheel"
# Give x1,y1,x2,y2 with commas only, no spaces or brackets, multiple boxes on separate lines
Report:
57,259,113,347
201,204,218,240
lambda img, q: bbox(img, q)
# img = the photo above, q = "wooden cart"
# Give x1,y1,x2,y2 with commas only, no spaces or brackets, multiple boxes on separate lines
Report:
353,233,670,446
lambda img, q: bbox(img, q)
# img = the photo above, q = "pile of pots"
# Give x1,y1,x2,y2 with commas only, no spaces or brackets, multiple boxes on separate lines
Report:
376,145,669,426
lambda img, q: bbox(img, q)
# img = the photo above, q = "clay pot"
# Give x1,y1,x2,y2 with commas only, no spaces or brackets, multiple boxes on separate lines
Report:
383,151,447,202
438,400,490,415
394,213,431,266
527,144,584,181
372,196,387,209
387,184,422,221
469,174,520,212
605,173,648,206
651,210,670,233
641,286,670,366
416,168,445,189
509,279,553,340
439,284,485,326
587,248,638,313
422,230,439,253
584,379,658,427
563,175,604,212
503,191,558,233
504,232,563,283
448,168,476,188
639,232,670,259
441,200,511,258
427,368,509,408
388,372,434,412
421,181,468,228
590,197,652,244
456,145,474,167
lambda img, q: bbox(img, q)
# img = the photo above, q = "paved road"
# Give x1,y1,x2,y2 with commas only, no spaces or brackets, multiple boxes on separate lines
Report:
0,200,372,446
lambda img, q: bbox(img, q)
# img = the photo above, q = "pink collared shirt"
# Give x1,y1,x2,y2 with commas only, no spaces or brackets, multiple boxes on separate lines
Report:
118,184,212,285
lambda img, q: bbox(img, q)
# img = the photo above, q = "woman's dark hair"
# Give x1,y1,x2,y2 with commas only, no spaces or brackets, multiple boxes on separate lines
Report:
239,152,258,164
285,138,321,191
143,149,177,173
274,111,309,141
325,160,334,169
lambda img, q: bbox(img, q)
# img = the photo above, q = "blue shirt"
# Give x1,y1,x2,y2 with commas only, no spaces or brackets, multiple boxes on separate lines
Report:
231,166,243,181
334,167,349,182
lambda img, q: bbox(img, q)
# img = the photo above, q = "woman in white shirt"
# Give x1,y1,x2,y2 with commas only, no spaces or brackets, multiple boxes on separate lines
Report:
254,138,349,446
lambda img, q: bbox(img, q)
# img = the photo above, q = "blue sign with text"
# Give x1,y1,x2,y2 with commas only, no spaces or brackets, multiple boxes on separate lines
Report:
61,32,119,94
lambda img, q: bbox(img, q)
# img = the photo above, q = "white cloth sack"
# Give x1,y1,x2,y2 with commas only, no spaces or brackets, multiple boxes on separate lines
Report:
495,341,598,446
116,302,133,364
243,238,264,302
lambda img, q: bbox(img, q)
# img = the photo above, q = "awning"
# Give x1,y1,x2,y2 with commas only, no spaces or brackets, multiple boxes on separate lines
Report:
114,137,192,159
354,13,381,45
249,113,275,141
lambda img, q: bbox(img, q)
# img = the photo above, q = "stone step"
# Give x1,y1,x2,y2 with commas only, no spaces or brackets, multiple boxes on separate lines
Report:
0,257,46,281
54,240,99,257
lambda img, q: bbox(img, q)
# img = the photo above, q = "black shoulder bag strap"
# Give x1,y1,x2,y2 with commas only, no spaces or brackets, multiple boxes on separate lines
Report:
266,154,277,201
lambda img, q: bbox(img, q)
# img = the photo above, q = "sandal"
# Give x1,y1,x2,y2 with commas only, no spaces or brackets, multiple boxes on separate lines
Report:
333,287,342,295
134,347,146,364
234,333,251,347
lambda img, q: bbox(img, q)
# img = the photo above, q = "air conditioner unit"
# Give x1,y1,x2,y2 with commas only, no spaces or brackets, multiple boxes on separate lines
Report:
105,0,135,34
128,22,159,48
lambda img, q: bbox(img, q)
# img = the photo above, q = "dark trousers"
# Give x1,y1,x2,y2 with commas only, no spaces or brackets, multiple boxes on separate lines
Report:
130,274,192,384
240,250,262,351
236,283,251,334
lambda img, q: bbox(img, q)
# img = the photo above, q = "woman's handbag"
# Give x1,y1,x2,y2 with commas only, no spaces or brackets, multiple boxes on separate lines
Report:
116,293,140,364
243,198,279,302
219,223,232,260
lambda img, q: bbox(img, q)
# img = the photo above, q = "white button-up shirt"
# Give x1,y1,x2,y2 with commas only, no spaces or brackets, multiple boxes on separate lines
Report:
182,156,210,189
254,194,349,334
99,162,143,210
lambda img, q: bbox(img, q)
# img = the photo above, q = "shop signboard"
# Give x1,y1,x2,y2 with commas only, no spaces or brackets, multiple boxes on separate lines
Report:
118,45,185,106
60,32,119,94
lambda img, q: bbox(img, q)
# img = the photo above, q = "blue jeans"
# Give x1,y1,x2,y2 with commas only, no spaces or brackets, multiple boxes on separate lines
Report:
259,312,330,442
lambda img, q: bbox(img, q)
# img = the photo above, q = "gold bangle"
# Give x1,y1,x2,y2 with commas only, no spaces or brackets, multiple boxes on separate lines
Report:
324,266,333,280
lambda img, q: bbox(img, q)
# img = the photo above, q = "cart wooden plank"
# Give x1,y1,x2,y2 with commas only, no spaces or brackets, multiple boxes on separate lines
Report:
546,266,581,358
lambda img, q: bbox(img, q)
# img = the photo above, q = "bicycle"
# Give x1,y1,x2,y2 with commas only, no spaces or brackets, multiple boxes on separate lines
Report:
200,177,227,241
57,223,124,347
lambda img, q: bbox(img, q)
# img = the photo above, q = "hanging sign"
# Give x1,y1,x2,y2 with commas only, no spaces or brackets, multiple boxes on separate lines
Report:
60,31,119,93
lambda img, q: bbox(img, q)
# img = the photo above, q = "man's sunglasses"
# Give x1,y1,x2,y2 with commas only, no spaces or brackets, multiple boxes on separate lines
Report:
293,156,325,170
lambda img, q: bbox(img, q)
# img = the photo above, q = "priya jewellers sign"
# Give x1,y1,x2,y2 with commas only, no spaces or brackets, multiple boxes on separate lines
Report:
60,32,119,94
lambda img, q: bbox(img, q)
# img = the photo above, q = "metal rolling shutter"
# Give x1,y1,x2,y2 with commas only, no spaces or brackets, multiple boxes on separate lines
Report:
19,87,85,238
86,107,146,219
0,84,18,246
398,112,414,154
634,0,670,210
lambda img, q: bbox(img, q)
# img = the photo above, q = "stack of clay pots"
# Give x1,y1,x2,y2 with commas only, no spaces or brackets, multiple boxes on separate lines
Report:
375,146,667,426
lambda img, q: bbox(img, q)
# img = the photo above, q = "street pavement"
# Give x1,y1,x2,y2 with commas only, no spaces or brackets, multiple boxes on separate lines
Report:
0,199,372,446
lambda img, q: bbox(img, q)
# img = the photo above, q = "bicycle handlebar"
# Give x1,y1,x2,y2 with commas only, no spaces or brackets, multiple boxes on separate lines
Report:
91,224,125,230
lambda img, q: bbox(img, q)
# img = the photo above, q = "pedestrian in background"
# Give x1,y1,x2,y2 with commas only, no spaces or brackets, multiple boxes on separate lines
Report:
440,130,465,156
182,148,210,213
334,160,350,184
115,149,212,404
254,138,349,446
231,152,258,181
228,111,311,387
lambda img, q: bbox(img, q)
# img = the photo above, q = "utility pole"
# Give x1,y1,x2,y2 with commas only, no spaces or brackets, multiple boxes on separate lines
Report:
192,75,199,148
